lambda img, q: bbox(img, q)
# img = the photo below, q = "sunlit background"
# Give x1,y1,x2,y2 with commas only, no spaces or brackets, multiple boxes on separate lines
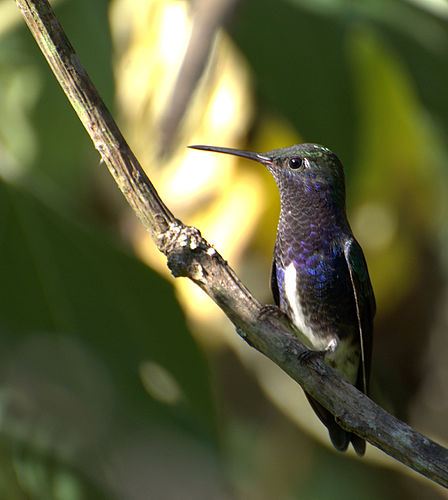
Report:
1,0,448,498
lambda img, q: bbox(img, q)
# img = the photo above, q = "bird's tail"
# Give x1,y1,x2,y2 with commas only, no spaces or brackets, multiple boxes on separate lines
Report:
305,392,365,456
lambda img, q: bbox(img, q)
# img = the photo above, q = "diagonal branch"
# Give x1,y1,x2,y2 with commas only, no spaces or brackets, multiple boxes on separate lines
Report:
15,0,448,489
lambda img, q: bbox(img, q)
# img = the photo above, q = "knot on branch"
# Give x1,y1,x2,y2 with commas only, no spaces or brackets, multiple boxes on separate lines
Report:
161,222,217,282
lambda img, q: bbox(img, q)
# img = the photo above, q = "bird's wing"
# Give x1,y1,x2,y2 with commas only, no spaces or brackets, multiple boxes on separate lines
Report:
270,257,280,307
343,238,375,394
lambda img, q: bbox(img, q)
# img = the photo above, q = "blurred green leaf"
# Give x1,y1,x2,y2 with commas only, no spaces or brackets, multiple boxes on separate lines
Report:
229,0,448,170
0,0,114,195
229,0,356,164
0,179,220,497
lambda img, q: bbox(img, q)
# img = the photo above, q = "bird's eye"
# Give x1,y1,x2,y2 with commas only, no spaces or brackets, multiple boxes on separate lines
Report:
288,157,303,169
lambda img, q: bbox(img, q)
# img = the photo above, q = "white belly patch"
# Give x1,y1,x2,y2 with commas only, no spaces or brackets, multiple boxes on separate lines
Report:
283,261,332,352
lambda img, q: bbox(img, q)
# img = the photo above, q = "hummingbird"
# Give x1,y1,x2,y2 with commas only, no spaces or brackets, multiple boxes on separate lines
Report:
189,143,375,456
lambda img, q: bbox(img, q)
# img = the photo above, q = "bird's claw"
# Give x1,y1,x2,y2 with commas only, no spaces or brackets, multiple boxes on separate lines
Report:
258,304,287,321
298,349,326,363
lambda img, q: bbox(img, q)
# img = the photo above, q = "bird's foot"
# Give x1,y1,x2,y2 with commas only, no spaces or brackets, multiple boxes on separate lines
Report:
258,304,287,321
298,349,326,363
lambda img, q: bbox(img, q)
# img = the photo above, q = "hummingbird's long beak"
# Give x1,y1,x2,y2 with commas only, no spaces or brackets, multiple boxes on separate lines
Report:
188,145,272,166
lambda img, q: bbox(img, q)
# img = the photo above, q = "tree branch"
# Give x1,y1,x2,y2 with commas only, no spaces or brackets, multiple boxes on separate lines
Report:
15,0,448,489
